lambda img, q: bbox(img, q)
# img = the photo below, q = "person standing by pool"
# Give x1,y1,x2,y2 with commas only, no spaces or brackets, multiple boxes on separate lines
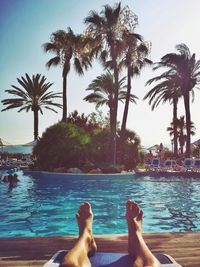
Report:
146,150,153,164
60,201,160,267
158,143,165,164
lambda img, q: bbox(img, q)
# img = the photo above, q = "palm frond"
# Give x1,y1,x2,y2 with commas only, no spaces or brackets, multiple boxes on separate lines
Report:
84,11,103,27
74,58,84,75
43,42,58,53
46,56,61,68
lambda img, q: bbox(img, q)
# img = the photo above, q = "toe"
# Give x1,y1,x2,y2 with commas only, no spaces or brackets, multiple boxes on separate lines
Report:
78,203,85,216
137,210,143,221
78,202,92,218
131,202,140,216
126,200,132,208
82,202,91,214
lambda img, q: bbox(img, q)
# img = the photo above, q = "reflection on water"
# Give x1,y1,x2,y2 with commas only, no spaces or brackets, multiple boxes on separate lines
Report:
0,172,200,237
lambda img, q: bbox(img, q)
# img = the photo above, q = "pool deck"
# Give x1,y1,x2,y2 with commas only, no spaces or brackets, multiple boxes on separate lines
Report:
1,232,200,267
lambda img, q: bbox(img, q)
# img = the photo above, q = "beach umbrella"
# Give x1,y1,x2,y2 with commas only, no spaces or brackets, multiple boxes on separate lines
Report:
193,139,200,146
147,144,160,151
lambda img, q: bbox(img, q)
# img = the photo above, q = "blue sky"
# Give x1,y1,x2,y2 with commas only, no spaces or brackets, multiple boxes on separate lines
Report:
1,0,200,146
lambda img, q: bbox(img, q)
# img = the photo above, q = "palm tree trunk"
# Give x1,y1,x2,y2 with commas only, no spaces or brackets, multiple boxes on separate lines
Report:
33,109,39,141
173,98,178,157
184,93,191,157
179,132,184,155
110,43,119,165
62,75,67,123
110,105,115,163
119,66,131,162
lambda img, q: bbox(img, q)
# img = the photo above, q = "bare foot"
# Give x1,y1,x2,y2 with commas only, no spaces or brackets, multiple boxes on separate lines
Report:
126,201,161,266
76,202,97,256
126,200,143,233
126,200,143,259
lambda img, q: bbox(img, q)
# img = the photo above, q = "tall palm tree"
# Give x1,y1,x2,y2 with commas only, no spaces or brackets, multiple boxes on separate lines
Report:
43,27,92,122
155,44,200,157
144,74,182,157
1,73,62,140
84,71,137,135
119,31,151,153
84,3,138,164
84,3,121,164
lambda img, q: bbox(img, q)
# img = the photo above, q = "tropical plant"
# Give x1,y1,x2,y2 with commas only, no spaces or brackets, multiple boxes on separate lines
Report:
33,122,90,170
43,27,92,122
84,2,138,164
153,44,200,157
84,71,137,137
119,31,151,157
68,110,99,134
144,71,182,157
33,113,142,171
167,116,195,155
117,128,141,169
1,73,62,140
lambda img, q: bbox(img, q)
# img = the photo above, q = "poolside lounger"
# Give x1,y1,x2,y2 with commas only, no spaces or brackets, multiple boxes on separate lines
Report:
150,158,160,171
193,158,200,172
44,250,182,267
163,160,176,171
183,158,193,171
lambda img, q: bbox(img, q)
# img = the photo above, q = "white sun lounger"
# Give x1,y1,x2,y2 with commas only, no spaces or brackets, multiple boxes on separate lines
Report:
150,158,160,171
163,160,176,171
183,158,193,171
193,158,200,172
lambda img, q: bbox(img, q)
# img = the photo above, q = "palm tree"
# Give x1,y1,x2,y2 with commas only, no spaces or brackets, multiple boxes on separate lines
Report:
1,73,62,140
84,3,138,164
144,74,182,157
84,71,137,135
155,44,200,157
118,128,141,168
167,116,195,155
119,31,151,154
43,27,92,122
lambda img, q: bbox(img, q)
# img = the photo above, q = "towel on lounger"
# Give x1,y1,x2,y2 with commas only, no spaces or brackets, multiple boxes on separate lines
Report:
43,250,182,267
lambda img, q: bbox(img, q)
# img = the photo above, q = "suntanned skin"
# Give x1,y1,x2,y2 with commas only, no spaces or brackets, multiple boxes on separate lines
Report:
60,201,161,267
60,202,97,267
126,200,161,267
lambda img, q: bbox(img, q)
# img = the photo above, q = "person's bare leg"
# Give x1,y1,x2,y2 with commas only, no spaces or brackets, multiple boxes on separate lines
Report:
60,202,97,267
126,200,161,267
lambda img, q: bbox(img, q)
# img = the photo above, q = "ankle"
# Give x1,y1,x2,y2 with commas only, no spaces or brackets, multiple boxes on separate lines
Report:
128,227,142,236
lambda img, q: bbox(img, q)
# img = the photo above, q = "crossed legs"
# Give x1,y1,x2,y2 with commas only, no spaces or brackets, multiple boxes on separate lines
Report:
60,201,160,267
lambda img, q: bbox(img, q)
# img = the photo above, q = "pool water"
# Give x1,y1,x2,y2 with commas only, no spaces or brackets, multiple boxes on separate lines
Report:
0,171,200,237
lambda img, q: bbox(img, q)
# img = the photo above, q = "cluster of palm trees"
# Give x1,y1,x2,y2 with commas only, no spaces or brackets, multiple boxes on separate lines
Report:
1,3,200,162
144,44,200,157
43,3,151,164
167,116,196,155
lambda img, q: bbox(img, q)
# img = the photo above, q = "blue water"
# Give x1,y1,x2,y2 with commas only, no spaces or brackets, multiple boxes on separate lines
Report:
0,171,200,238
1,145,32,154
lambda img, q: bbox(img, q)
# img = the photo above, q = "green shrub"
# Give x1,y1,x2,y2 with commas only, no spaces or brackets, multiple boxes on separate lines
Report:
33,122,90,171
33,112,143,172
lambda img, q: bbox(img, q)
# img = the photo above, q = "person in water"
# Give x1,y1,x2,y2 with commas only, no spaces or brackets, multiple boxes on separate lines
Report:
60,200,160,267
8,174,19,191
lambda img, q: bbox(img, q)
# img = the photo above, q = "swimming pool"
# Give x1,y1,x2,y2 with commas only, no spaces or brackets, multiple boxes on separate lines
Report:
0,171,200,237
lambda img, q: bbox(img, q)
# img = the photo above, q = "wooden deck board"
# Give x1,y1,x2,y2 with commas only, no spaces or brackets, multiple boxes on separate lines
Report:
0,232,200,267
